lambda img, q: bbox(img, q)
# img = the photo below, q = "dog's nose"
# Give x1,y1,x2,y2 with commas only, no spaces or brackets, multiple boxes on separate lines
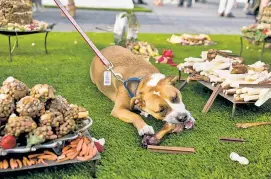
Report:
176,113,188,122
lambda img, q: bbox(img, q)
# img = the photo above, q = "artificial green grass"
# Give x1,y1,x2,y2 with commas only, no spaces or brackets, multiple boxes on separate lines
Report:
44,5,152,13
0,33,271,179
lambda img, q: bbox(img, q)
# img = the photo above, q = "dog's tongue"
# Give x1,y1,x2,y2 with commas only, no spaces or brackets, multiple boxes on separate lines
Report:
184,120,194,129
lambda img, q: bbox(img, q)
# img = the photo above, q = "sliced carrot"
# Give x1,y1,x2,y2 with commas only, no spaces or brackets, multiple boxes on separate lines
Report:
85,143,91,156
39,159,48,165
80,142,88,156
26,158,33,166
56,157,70,163
10,159,17,169
38,154,57,161
30,159,37,165
22,157,28,167
16,159,23,169
62,148,76,155
66,150,77,158
57,154,66,160
44,150,57,157
88,142,95,157
76,154,93,161
92,145,98,157
83,137,90,144
70,137,81,145
62,145,71,153
76,138,84,152
70,144,77,148
3,160,9,169
68,151,79,160
28,153,42,159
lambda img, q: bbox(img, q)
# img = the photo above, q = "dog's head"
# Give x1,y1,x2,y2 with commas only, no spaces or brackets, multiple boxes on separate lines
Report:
130,73,195,127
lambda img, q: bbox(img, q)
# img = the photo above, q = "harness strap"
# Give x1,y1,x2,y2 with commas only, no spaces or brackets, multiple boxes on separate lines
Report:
123,77,143,98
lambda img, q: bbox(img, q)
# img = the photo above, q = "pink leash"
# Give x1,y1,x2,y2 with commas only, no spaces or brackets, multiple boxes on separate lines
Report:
54,0,113,70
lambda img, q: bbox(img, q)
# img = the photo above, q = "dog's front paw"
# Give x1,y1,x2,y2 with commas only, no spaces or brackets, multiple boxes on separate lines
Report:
138,125,155,136
141,134,161,148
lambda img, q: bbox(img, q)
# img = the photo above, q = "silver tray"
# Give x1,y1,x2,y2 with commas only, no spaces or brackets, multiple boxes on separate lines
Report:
0,117,93,156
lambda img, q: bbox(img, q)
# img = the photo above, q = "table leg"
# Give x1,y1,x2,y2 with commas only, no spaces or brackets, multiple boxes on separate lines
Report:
91,160,98,178
202,84,222,113
45,32,49,54
240,36,243,56
8,36,12,62
260,41,265,61
16,35,19,48
231,103,236,119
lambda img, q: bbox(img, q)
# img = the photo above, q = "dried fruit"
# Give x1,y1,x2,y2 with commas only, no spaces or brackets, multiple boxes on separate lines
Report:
16,96,45,118
39,111,64,127
0,94,15,122
30,84,56,102
46,95,70,114
64,104,88,121
0,135,16,149
55,119,76,137
27,126,57,146
4,114,37,137
0,77,28,100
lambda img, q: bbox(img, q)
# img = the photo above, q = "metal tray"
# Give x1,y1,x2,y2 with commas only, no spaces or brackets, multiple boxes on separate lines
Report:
0,24,56,36
0,117,93,156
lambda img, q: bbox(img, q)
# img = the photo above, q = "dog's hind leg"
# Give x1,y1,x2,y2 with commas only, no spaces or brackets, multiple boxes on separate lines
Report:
111,89,154,136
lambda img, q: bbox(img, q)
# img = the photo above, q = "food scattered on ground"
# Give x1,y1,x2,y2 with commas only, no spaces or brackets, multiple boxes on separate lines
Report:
0,77,90,149
155,49,177,67
178,49,271,105
219,137,246,143
167,34,215,46
230,152,249,165
126,41,159,57
236,121,271,129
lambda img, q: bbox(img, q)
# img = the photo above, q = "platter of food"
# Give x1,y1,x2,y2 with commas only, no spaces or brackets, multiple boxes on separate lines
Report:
177,49,271,117
0,76,93,153
167,34,215,46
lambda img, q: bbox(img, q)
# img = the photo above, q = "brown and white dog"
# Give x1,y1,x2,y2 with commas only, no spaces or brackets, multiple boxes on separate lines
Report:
90,46,195,146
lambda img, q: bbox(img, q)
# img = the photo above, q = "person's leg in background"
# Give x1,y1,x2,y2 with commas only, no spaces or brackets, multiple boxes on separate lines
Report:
133,0,148,5
187,0,192,7
224,0,235,17
218,0,227,16
247,0,261,15
179,0,185,6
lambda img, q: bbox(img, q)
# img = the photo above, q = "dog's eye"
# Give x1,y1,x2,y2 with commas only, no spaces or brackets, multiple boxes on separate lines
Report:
171,95,178,103
157,106,166,114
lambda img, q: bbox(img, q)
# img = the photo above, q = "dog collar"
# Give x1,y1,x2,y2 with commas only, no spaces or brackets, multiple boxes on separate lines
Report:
123,77,144,98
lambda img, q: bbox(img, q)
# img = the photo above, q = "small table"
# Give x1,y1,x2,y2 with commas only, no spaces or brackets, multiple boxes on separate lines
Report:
0,23,56,62
240,36,271,61
177,70,258,118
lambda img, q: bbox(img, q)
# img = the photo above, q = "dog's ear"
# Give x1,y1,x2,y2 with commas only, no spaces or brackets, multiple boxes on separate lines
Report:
130,96,145,110
161,76,179,86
